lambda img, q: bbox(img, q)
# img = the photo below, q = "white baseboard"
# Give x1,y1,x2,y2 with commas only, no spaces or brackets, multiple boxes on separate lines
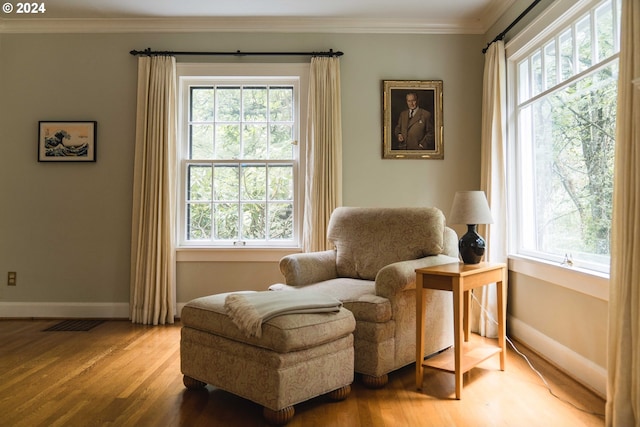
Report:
0,302,130,319
508,315,606,398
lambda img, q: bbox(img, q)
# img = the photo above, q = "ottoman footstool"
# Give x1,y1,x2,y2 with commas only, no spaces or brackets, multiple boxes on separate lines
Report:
180,292,356,425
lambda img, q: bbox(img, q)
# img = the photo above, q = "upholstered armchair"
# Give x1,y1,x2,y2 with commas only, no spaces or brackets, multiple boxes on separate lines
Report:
269,207,459,387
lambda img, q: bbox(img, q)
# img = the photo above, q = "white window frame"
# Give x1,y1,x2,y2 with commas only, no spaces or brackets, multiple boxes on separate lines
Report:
176,63,308,262
506,0,618,298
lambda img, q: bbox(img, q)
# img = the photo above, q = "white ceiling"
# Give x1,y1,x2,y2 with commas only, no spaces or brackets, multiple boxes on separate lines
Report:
0,0,516,34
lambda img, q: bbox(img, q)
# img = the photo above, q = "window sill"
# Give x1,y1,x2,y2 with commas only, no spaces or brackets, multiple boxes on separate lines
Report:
176,247,302,262
508,255,609,302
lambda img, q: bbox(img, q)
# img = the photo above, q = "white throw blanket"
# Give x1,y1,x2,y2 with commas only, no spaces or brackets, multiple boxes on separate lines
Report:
224,290,342,338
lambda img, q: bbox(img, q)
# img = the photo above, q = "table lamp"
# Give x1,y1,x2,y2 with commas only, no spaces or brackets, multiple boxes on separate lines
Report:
448,191,494,264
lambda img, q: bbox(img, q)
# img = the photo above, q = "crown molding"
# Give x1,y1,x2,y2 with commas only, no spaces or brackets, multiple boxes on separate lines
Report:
0,16,487,34
479,0,517,34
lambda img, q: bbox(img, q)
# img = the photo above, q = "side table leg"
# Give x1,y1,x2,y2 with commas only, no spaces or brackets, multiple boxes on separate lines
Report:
463,290,471,342
497,277,507,370
416,274,426,390
453,278,463,400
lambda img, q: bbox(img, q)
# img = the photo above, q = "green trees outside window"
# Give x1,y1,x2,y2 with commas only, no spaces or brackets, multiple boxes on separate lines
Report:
185,84,296,245
513,0,620,271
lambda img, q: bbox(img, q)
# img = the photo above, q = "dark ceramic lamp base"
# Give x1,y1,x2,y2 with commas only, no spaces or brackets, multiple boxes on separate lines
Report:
459,224,486,264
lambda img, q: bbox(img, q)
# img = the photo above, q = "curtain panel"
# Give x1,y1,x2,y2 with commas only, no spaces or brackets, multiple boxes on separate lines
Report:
607,0,640,424
474,40,508,338
130,56,177,325
302,57,343,252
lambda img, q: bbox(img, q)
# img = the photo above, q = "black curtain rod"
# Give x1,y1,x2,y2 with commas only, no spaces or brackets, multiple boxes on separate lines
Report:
130,48,343,57
482,0,543,53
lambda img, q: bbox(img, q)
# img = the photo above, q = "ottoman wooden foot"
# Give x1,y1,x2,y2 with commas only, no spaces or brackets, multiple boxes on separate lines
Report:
361,373,388,388
327,384,351,401
263,405,295,425
183,375,206,389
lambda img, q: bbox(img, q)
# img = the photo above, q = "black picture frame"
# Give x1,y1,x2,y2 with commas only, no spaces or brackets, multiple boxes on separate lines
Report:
38,121,97,162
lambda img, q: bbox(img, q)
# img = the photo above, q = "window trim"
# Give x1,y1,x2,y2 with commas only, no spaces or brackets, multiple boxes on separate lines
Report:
506,0,617,281
176,63,308,254
509,255,609,301
176,247,302,262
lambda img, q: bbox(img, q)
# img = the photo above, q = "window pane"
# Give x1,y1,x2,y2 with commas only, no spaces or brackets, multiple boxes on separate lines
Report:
215,124,240,159
191,87,214,122
242,203,266,239
216,87,241,121
215,203,239,240
527,64,616,262
544,40,557,90
188,165,212,201
518,60,530,102
268,165,293,200
243,87,267,121
187,203,212,240
269,124,294,159
190,124,214,159
518,105,536,250
596,1,615,62
269,87,293,121
531,50,543,96
214,165,239,201
243,124,268,159
269,203,293,239
576,15,592,72
241,165,266,201
559,29,574,82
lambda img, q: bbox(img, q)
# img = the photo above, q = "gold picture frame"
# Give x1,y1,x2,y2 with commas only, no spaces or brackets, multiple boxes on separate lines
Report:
382,80,443,159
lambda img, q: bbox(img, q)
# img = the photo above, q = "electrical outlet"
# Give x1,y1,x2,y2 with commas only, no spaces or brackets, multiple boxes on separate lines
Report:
8,272,16,286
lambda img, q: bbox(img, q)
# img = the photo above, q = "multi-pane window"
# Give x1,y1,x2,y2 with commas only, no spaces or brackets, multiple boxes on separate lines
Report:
178,70,302,247
509,0,620,272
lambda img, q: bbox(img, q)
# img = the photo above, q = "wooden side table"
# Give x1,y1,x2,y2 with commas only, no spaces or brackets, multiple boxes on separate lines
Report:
415,262,507,399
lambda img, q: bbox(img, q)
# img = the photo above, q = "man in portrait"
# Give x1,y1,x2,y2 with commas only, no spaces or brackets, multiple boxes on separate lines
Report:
393,91,435,150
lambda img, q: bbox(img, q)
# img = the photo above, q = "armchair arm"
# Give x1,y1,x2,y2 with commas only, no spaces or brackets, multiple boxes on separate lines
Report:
443,226,459,259
279,250,338,287
375,254,460,299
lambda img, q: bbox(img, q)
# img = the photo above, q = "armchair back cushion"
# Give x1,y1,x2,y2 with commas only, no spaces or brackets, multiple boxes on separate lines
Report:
327,207,445,280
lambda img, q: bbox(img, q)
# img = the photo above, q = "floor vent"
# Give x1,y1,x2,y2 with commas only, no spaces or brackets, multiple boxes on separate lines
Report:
43,319,105,332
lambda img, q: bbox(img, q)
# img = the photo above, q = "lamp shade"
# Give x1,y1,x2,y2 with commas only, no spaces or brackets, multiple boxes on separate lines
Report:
448,191,493,225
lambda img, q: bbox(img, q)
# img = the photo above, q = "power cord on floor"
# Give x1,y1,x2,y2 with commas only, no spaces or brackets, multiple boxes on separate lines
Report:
470,291,605,418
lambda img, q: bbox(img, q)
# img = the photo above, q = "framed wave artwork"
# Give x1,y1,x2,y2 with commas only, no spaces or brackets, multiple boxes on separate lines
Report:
38,121,97,162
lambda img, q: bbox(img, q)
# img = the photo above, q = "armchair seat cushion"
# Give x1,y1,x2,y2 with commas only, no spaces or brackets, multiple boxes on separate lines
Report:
270,280,392,323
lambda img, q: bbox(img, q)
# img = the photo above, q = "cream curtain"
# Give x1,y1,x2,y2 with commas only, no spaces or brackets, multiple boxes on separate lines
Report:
606,0,640,425
130,56,177,325
302,56,343,252
474,40,508,338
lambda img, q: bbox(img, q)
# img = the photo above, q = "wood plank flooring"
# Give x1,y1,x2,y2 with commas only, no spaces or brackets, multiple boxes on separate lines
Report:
0,319,605,426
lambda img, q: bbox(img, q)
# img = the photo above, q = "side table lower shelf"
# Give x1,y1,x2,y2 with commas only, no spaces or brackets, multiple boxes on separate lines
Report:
422,339,502,374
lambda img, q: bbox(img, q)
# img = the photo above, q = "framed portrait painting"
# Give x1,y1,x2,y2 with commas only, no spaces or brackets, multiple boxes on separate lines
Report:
38,121,97,162
382,80,443,159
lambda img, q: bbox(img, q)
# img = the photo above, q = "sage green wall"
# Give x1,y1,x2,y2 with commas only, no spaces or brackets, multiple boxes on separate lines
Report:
0,31,484,305
508,272,608,368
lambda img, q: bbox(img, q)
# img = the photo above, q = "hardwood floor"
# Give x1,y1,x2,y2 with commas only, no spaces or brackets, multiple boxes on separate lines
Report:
0,319,605,427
